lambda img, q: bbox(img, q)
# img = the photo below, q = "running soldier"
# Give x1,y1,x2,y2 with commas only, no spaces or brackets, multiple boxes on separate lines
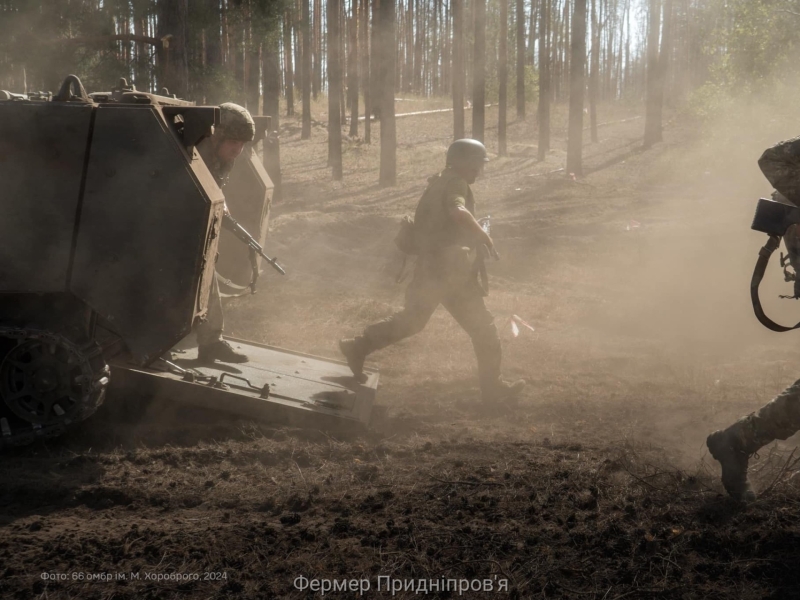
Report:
194,102,255,363
708,135,800,501
339,139,525,403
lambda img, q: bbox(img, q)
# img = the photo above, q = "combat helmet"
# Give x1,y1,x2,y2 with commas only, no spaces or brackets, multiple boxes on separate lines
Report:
447,138,489,169
217,102,256,142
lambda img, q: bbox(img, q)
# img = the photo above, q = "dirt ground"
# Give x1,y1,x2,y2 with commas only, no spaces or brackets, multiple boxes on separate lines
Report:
3,99,800,599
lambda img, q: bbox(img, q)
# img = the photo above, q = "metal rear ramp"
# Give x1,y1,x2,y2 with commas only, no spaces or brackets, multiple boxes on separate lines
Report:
109,338,378,432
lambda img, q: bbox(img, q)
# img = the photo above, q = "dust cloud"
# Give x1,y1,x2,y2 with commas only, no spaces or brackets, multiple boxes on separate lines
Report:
588,90,800,362
512,85,800,467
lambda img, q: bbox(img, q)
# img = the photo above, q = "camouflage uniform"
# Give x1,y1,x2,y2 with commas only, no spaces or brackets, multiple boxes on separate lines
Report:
349,168,505,398
196,278,226,348
195,103,255,351
758,135,800,205
708,137,800,500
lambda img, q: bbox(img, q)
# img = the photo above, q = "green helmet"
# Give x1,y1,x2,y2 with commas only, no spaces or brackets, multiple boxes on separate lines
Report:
446,138,489,169
217,102,255,142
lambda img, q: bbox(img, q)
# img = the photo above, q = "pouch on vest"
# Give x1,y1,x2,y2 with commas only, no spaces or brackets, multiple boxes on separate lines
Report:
394,215,420,255
437,245,474,289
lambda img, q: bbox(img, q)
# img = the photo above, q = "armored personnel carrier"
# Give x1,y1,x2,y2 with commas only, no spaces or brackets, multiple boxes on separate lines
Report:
0,75,378,447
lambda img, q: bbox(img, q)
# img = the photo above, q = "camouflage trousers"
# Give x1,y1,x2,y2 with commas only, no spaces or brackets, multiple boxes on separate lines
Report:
731,379,800,452
358,252,502,395
195,275,225,348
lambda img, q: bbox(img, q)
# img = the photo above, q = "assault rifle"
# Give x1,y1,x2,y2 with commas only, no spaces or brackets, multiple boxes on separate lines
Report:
222,213,286,288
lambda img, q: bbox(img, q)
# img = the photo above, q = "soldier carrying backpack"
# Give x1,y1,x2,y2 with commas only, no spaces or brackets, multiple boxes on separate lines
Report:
339,139,525,404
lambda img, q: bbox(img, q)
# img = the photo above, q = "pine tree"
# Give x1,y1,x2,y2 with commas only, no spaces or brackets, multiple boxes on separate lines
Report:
498,0,508,156
452,0,465,139
379,0,397,185
566,0,586,175
157,0,189,98
328,0,343,179
537,0,551,161
302,0,312,139
516,0,526,119
361,0,372,142
472,0,486,142
283,10,295,116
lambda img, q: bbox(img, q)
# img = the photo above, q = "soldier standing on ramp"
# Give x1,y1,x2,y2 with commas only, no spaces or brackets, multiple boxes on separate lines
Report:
708,135,800,502
339,139,526,403
194,102,256,364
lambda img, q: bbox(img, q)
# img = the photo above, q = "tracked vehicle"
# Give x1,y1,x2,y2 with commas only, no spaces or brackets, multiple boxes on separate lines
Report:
0,75,377,447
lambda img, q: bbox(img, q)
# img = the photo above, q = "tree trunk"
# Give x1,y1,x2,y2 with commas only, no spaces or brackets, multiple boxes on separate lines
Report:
340,0,348,125
465,0,473,103
157,0,189,98
313,0,322,99
348,0,360,136
232,24,244,104
422,0,429,95
328,0,343,179
431,0,439,94
552,0,561,101
284,10,295,116
244,9,260,114
264,40,281,125
294,0,303,98
656,0,672,118
623,2,634,97
588,0,599,142
371,0,381,119
529,0,538,66
443,0,451,94
405,0,414,91
122,13,131,69
537,0,550,160
452,0,465,140
379,0,397,186
499,0,508,156
643,0,661,148
396,0,404,91
414,0,423,93
516,0,525,119
472,0,486,142
302,0,312,138
361,0,372,142
561,0,571,102
566,0,586,176
133,0,152,93
263,36,283,200
221,2,230,68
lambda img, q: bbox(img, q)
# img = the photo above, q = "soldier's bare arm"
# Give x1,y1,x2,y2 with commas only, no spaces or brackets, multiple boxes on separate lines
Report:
447,204,495,253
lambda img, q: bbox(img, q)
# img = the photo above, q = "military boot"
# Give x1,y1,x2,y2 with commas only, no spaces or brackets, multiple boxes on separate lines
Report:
706,423,758,502
339,338,369,382
198,340,249,364
481,378,526,404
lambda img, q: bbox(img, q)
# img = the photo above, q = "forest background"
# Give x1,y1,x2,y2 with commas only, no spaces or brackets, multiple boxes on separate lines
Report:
2,0,800,182
6,4,800,597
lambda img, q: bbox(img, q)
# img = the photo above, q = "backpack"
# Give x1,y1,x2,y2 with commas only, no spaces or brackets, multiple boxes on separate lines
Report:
394,215,420,255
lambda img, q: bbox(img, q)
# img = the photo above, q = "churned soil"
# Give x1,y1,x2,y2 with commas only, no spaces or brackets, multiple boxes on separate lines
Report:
2,99,800,599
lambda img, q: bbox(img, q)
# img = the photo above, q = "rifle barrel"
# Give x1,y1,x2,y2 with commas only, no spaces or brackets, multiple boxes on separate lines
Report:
223,214,286,275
